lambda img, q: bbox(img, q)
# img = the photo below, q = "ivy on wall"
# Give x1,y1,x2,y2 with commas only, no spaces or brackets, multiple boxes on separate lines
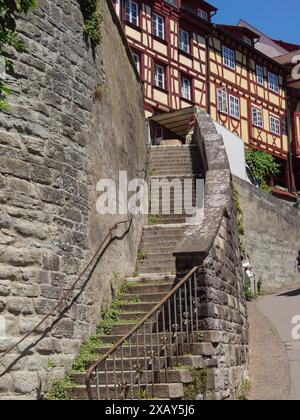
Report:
77,0,104,47
245,148,280,192
0,0,37,111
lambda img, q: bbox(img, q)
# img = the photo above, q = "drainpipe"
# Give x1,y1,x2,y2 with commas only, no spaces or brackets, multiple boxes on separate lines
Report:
286,87,296,194
205,34,211,115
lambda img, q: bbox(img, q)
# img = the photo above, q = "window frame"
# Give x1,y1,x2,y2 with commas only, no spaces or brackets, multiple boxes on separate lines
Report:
217,88,228,115
229,94,240,120
252,106,264,128
153,13,165,40
268,71,280,94
154,63,166,90
179,29,190,54
181,76,192,101
222,45,236,70
125,0,139,26
132,51,141,74
197,9,208,21
256,65,264,86
269,115,281,135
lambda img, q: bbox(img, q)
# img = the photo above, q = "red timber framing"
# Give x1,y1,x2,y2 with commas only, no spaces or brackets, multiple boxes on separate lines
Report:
112,0,295,193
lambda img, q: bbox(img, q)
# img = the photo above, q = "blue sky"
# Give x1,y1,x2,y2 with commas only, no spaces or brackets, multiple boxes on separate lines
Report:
211,0,300,44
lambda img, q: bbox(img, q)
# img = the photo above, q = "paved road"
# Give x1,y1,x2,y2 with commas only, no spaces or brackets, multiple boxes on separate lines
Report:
249,287,300,400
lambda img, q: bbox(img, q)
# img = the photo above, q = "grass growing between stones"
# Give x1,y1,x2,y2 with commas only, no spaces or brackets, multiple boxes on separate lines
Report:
184,366,208,400
237,378,251,400
133,250,147,277
72,283,135,372
148,214,161,226
47,376,73,400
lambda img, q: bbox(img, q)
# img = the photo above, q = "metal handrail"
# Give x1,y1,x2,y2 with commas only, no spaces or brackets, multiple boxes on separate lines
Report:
85,265,200,400
0,218,133,367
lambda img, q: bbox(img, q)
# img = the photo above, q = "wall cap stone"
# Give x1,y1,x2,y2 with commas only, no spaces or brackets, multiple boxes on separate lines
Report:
174,111,232,258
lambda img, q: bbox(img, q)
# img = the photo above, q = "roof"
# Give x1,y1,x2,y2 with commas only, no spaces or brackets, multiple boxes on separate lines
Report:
274,50,300,89
217,24,260,41
238,19,288,58
149,106,196,137
196,0,218,12
273,40,300,52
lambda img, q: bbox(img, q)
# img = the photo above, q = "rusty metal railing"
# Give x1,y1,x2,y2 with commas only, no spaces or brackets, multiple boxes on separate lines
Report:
85,265,200,400
0,218,133,366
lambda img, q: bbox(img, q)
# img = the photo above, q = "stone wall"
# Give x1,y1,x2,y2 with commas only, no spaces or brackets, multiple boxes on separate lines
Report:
0,0,147,399
234,176,300,292
175,112,248,400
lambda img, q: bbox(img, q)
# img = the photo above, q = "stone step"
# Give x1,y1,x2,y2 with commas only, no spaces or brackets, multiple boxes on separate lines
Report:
86,356,169,371
94,342,204,358
126,283,174,294
109,322,155,336
71,368,193,386
140,266,175,275
140,248,177,256
125,274,176,283
119,302,159,313
140,254,176,263
123,292,168,303
118,312,148,322
65,382,184,400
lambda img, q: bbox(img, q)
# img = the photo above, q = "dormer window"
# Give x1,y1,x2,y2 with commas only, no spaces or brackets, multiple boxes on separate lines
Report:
243,36,252,46
198,9,208,21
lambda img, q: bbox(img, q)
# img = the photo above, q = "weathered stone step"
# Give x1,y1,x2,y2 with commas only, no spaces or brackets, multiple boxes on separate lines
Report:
109,322,156,336
126,283,174,294
118,311,148,322
123,292,169,303
71,368,193,386
86,356,169,371
120,302,159,313
66,382,184,400
94,342,205,358
125,274,176,283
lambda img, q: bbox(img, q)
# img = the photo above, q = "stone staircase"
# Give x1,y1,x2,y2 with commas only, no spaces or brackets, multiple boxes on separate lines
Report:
140,145,203,275
64,145,205,400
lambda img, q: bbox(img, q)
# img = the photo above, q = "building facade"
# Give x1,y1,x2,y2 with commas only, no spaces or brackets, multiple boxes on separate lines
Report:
112,0,300,196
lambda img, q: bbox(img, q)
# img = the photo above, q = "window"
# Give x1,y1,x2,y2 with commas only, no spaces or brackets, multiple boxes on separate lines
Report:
252,107,263,128
229,95,240,119
125,0,139,26
243,36,252,46
179,29,190,53
132,52,140,73
222,46,236,70
181,77,191,100
269,115,280,135
198,9,208,20
268,72,279,93
153,13,165,39
256,65,264,86
217,89,228,114
154,64,165,89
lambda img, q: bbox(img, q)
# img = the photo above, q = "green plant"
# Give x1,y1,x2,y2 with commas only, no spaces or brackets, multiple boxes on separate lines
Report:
245,148,280,192
148,214,161,226
238,378,251,400
138,388,149,400
47,358,56,370
197,331,204,343
78,0,104,47
47,378,72,400
184,367,208,400
0,0,37,111
148,167,157,177
72,335,102,372
244,278,257,301
133,250,147,277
